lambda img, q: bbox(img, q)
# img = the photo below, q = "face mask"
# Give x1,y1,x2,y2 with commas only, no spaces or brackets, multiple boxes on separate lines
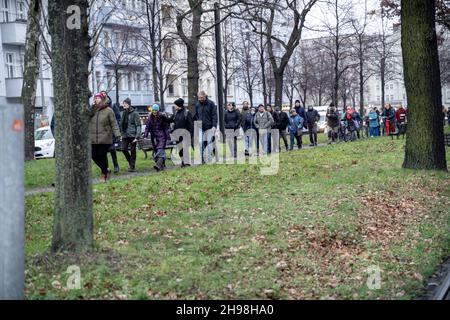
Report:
308,107,313,111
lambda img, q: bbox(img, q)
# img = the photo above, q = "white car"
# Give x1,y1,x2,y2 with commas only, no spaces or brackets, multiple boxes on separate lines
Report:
35,126,55,159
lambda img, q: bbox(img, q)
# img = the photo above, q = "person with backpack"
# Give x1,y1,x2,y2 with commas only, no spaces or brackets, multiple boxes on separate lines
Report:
326,103,340,144
276,107,289,151
288,109,303,150
254,104,274,155
243,106,257,156
305,105,320,146
89,92,122,182
144,104,172,172
224,102,241,158
368,107,380,137
120,98,142,172
172,98,194,167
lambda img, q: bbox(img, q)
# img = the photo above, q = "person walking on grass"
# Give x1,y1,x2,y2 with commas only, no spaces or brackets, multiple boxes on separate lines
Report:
254,104,274,155
276,107,289,152
382,103,396,137
172,98,194,168
305,105,320,147
102,91,121,174
326,103,340,144
194,91,218,164
89,92,121,182
266,105,278,154
288,109,303,150
120,98,142,172
368,107,380,137
243,106,257,156
224,102,241,158
144,104,172,172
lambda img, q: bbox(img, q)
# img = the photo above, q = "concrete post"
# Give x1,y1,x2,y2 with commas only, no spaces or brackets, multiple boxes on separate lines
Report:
0,105,25,300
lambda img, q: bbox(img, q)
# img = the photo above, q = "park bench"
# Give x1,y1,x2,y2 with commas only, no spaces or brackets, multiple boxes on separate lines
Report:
137,137,177,160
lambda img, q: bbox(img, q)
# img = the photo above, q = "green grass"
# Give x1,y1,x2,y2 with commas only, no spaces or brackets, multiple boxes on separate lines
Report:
25,133,330,190
25,137,450,299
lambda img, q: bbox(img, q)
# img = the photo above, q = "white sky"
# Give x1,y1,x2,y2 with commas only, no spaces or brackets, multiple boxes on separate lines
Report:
302,0,399,39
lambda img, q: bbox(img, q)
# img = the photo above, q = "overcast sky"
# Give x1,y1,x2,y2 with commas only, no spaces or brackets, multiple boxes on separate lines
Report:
302,0,399,39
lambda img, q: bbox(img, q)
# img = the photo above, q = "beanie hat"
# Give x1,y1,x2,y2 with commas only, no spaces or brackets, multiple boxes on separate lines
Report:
152,104,160,111
174,98,184,108
94,92,106,101
123,98,131,106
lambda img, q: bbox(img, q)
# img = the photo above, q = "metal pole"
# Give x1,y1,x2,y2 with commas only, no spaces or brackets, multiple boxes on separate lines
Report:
0,105,25,300
214,2,225,137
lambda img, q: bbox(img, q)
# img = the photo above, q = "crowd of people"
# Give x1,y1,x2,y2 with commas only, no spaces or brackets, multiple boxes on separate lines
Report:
85,90,418,182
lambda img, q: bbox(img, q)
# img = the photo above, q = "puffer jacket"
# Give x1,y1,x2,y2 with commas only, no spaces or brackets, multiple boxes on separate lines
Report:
89,105,121,144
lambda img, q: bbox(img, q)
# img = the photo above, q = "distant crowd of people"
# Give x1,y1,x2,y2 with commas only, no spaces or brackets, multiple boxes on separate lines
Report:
81,89,449,182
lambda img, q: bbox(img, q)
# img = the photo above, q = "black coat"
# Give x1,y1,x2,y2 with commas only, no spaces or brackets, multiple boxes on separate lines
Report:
194,99,218,131
224,109,241,130
278,111,289,130
305,109,320,125
270,111,280,129
173,107,194,135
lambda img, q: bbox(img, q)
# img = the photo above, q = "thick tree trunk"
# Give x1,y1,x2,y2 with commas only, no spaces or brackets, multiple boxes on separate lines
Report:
22,0,42,162
401,0,447,170
48,0,93,252
152,47,159,103
274,72,284,108
187,45,200,112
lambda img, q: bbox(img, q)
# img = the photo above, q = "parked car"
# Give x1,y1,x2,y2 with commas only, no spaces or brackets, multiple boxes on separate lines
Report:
35,126,55,159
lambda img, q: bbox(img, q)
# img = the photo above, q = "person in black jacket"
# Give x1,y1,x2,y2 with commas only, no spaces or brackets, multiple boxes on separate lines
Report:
172,98,194,167
224,102,241,158
294,100,306,122
305,106,320,146
194,91,218,163
276,107,289,151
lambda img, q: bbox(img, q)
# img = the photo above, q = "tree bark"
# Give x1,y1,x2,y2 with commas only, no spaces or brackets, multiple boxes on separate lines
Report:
401,0,447,170
186,44,200,112
22,0,42,162
48,0,94,252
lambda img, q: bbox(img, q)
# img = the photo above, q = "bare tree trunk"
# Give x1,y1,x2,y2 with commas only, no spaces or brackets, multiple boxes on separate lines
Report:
381,59,385,108
22,0,42,162
115,68,120,107
359,40,365,116
187,44,200,112
48,0,93,252
402,0,447,170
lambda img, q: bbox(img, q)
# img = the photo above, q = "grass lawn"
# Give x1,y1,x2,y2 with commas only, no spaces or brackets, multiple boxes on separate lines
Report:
25,133,330,190
25,137,450,299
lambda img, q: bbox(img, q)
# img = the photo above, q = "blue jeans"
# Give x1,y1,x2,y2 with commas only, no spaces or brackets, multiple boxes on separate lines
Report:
369,127,380,137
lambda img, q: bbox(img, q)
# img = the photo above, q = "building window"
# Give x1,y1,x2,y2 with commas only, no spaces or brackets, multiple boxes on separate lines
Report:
161,5,173,26
95,71,102,92
181,78,187,96
167,75,177,96
5,53,15,78
17,1,26,20
128,73,133,91
163,39,174,60
136,73,142,91
106,72,113,90
104,31,111,48
1,0,10,22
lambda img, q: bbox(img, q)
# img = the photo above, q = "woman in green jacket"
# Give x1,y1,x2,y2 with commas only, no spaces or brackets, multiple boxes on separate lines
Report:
89,92,121,182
